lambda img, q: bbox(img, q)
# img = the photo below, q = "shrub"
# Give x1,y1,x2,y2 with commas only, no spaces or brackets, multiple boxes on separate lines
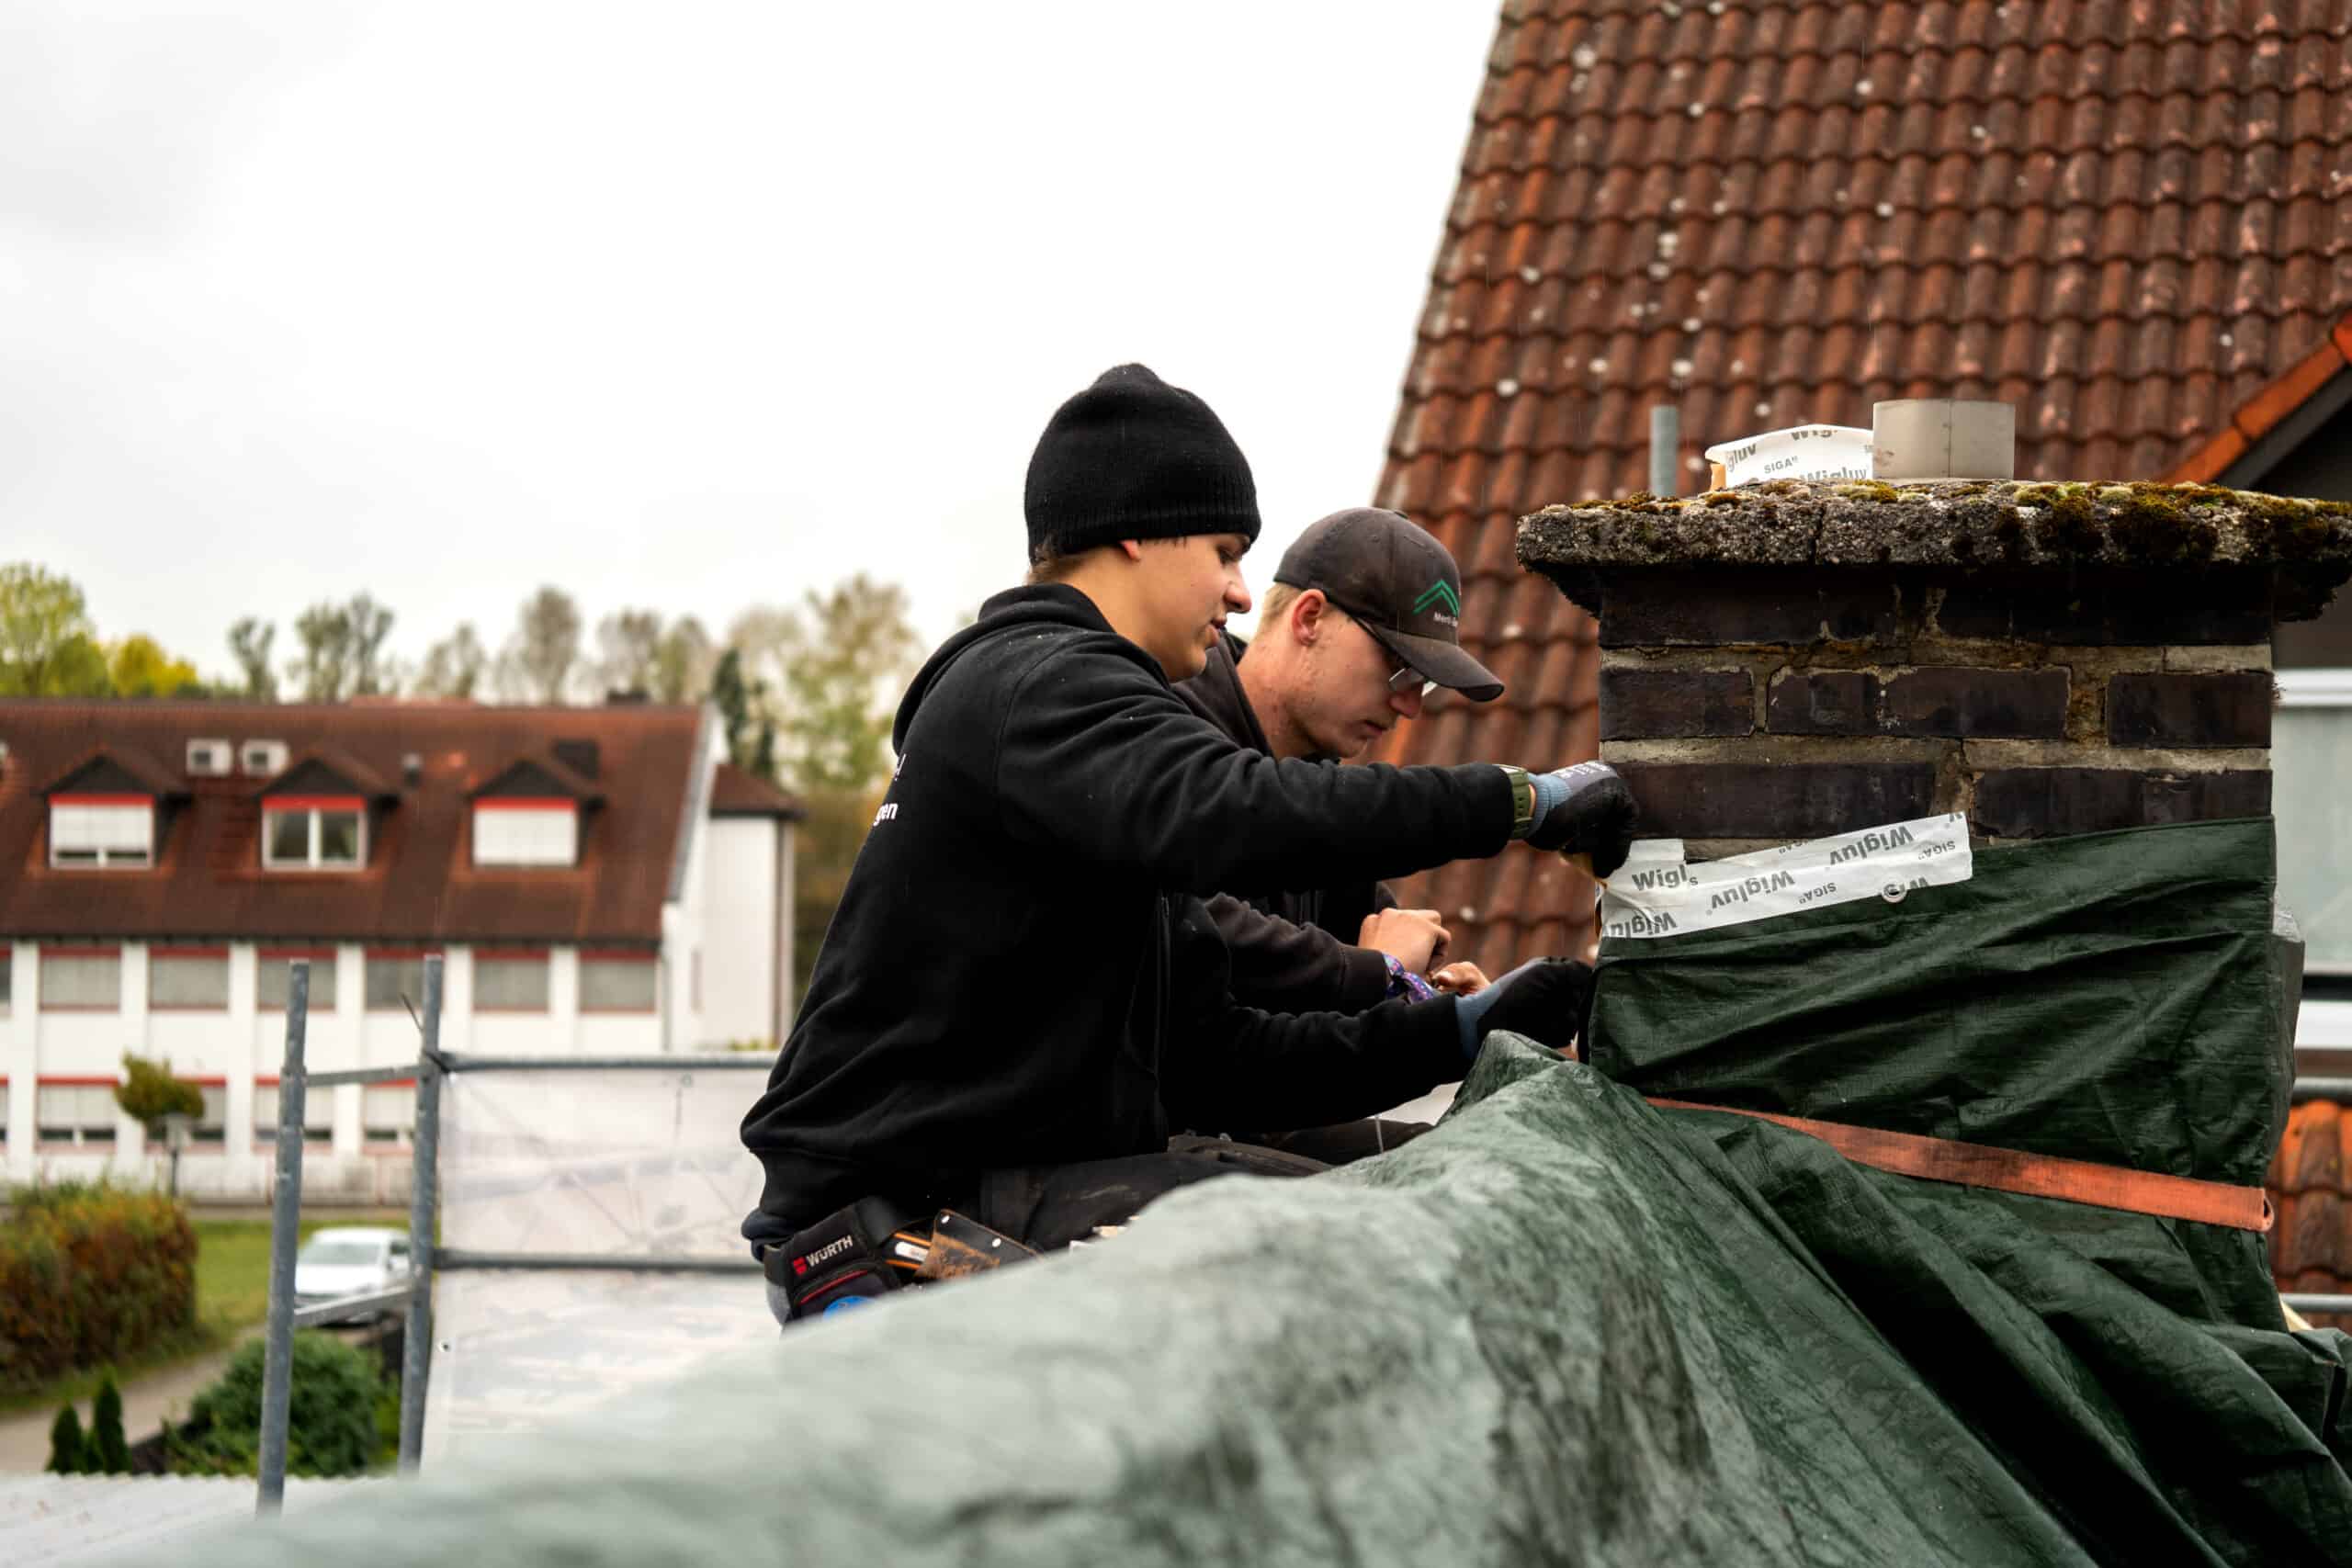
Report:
170,1332,383,1479
91,1373,130,1472
0,1185,198,1393
116,1053,202,1137
47,1404,86,1473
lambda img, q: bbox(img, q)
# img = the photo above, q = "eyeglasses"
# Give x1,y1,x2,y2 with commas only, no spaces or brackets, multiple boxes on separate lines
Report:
1334,606,1437,697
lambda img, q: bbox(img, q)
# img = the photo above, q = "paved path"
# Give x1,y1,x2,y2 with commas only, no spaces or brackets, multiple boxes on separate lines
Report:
0,1332,256,1472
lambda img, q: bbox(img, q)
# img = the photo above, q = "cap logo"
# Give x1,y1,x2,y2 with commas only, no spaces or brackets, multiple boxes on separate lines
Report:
1411,580,1461,617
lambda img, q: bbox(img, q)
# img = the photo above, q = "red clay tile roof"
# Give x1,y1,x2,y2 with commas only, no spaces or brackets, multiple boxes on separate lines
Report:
709,762,805,819
0,699,708,946
2268,1098,2351,1330
1371,0,2352,974
2167,305,2352,480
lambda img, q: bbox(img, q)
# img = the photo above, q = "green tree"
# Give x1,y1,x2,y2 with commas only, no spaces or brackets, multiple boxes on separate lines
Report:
650,616,714,702
170,1332,381,1478
108,635,201,698
499,586,582,703
707,647,776,780
91,1374,130,1473
729,575,919,795
729,577,920,1000
288,593,395,701
594,608,663,697
0,564,112,695
414,622,488,698
227,617,278,700
116,1053,203,1138
47,1404,87,1474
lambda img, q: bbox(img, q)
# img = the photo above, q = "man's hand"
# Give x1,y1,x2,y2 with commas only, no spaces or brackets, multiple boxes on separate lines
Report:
1359,908,1450,975
1430,962,1489,997
1453,957,1595,1061
1523,761,1636,876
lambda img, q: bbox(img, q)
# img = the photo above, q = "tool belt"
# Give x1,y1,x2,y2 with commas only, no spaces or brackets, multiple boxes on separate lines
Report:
763,1199,1043,1323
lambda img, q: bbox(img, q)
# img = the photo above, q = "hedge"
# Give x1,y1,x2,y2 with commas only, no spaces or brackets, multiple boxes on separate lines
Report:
0,1184,198,1393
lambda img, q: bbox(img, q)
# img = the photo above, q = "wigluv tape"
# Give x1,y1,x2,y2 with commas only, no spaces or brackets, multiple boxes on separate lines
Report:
1600,813,1973,941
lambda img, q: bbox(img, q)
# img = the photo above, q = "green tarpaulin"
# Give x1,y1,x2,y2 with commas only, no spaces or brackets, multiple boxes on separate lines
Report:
140,818,2349,1566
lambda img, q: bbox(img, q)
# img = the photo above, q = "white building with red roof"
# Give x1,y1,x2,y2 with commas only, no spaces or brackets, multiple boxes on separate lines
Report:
0,698,800,1200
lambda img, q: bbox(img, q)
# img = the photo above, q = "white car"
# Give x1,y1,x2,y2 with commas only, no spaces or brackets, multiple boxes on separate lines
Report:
293,1225,413,1321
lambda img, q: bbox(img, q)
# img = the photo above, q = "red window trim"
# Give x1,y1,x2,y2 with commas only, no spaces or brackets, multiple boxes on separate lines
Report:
152,945,231,960
474,797,577,812
265,795,365,812
365,1077,419,1090
366,948,443,960
51,793,153,807
38,1075,121,1088
185,1076,230,1088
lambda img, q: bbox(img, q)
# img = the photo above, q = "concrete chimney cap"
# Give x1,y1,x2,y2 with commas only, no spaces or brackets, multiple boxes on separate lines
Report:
1515,479,2352,622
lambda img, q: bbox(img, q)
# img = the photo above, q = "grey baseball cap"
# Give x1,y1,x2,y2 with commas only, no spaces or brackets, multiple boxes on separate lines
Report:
1272,508,1503,702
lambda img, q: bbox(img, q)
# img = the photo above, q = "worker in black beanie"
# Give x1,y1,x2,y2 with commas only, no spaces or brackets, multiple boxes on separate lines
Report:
741,362,1634,1325
1023,363,1263,561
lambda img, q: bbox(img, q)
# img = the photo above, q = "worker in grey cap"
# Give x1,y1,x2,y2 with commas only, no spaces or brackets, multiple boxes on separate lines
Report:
1177,507,1509,1018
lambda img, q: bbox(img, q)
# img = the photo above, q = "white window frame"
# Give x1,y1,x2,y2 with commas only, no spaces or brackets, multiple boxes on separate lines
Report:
37,1082,120,1145
39,948,122,1011
48,795,154,869
471,798,579,867
150,948,232,1010
579,953,659,1013
261,796,368,871
2278,669,2352,991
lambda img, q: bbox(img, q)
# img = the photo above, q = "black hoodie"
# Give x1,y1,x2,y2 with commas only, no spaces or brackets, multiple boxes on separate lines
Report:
1175,632,1396,1012
739,584,1516,1242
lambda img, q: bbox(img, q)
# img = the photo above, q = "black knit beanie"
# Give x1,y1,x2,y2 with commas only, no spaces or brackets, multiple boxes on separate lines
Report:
1023,364,1261,563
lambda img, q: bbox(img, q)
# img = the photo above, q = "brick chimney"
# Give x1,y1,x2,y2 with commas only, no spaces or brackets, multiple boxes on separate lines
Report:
1519,463,2352,854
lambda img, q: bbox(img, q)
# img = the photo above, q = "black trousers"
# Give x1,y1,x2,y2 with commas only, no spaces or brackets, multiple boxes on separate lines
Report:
967,1136,1331,1252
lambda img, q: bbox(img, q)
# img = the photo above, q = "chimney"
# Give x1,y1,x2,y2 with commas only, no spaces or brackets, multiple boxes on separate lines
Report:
552,738,601,781
1519,407,2352,853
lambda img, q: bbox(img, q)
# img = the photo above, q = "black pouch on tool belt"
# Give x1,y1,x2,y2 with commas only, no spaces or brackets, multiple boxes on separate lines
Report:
763,1196,933,1321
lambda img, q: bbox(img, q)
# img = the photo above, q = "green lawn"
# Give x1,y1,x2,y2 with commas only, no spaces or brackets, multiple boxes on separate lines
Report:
0,1208,410,1418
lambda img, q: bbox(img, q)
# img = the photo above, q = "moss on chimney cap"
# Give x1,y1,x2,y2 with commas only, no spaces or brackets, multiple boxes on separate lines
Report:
1517,479,2352,622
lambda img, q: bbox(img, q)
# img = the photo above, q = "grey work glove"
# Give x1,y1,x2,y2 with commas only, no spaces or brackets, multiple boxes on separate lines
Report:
1511,761,1636,875
1453,957,1595,1062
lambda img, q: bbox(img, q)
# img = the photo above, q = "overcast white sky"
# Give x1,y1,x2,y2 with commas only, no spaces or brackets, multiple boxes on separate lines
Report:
3,3,1499,681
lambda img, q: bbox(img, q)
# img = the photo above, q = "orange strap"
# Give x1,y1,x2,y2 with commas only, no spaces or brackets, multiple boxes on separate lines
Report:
1647,1098,2274,1234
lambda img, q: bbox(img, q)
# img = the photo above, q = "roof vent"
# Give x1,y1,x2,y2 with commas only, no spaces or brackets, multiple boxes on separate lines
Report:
187,739,232,777
240,739,289,777
552,739,600,781
401,751,424,787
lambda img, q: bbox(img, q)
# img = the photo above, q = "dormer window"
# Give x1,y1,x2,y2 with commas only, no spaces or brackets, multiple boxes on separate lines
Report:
473,798,578,866
263,795,366,870
50,794,154,868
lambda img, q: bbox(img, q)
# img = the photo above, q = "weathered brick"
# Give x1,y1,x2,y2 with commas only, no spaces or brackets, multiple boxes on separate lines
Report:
1934,570,2274,646
1883,666,2069,738
1970,768,2272,838
1935,576,2104,643
1616,761,1938,840
1766,671,1881,734
2103,571,2274,646
1599,569,1899,648
1599,669,1753,739
2106,671,2273,748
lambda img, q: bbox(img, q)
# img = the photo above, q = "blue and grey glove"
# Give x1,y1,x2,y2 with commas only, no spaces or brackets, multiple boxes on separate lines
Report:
1503,761,1636,875
1453,957,1596,1062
